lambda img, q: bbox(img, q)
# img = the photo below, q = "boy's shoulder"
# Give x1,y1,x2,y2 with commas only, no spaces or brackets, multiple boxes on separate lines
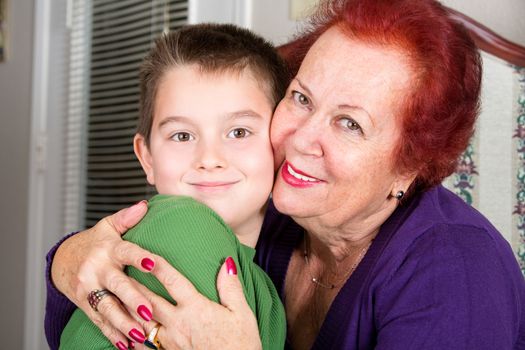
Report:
125,194,236,245
145,194,227,225
148,194,212,211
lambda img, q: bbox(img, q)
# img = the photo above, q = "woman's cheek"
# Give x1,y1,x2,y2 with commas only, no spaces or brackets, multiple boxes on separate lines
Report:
270,106,289,169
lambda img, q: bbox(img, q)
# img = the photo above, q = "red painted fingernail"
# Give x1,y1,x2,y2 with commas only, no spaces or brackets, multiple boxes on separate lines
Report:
141,257,155,271
128,328,146,343
226,256,237,275
137,304,152,321
129,340,135,349
116,341,127,350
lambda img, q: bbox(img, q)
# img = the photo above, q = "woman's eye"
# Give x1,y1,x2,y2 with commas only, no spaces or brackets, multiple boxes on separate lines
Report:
292,90,310,106
338,117,362,133
171,132,194,142
227,128,251,139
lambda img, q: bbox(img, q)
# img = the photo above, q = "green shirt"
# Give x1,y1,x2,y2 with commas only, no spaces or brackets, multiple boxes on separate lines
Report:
60,195,286,349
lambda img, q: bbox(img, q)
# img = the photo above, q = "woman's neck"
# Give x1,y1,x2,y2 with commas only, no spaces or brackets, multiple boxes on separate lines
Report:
295,198,397,263
305,228,376,274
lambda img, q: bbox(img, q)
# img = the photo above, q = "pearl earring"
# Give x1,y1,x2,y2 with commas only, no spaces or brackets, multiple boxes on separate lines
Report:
394,190,404,200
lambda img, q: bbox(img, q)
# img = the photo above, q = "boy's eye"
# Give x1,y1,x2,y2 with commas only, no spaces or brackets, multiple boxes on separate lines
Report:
227,128,251,139
292,90,310,106
171,132,194,142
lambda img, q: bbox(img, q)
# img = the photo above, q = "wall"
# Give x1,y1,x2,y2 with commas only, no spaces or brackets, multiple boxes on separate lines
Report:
442,0,525,47
24,0,68,347
0,0,33,348
249,0,525,47
250,0,304,45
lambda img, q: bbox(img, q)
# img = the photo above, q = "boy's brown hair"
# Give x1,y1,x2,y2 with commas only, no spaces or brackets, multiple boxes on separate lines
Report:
138,23,289,145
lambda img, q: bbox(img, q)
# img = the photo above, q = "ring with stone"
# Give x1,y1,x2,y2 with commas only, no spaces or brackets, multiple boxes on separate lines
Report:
87,289,113,312
144,323,162,349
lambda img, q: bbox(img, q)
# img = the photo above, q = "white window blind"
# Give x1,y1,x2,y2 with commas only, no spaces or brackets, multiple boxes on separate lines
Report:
65,0,189,229
63,0,91,234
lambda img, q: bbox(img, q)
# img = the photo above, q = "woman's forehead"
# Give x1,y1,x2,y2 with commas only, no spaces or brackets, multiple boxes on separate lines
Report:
303,27,413,79
297,27,414,115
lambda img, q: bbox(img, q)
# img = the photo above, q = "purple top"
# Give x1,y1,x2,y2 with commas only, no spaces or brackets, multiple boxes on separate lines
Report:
45,232,80,350
255,185,525,349
45,185,525,349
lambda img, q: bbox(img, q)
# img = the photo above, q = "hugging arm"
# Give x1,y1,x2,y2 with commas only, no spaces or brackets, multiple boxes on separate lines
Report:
46,201,160,348
45,201,261,349
45,232,83,350
113,197,263,349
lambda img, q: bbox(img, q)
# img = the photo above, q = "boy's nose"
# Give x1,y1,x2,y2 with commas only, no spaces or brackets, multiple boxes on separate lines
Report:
194,141,227,170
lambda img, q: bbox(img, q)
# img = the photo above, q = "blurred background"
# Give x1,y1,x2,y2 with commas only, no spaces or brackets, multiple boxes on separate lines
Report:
0,0,524,348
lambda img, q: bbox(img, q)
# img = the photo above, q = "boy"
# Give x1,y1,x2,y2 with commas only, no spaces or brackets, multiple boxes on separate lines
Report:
59,23,288,350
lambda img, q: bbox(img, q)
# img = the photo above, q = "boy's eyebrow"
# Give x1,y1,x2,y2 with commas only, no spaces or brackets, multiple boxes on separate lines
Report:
157,116,191,128
157,110,265,129
227,110,264,120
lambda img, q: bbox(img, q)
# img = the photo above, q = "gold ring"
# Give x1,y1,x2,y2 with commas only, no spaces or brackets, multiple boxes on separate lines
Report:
144,323,161,349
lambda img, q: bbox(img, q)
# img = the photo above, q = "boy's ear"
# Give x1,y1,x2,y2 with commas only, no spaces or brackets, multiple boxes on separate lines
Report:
134,133,155,185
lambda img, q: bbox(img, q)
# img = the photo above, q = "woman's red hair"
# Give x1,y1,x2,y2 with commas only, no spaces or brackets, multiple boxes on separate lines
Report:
279,0,482,197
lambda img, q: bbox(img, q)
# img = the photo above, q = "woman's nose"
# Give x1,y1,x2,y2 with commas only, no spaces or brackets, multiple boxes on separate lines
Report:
290,115,324,158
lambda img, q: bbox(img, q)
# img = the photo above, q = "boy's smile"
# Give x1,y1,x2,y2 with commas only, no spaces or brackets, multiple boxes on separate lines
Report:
188,180,240,193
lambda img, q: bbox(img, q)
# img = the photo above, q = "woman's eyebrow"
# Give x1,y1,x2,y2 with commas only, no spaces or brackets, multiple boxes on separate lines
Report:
294,78,313,97
337,104,374,127
295,78,374,127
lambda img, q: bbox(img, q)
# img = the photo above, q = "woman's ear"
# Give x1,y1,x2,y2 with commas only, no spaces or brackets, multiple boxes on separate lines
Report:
391,171,417,198
134,133,155,185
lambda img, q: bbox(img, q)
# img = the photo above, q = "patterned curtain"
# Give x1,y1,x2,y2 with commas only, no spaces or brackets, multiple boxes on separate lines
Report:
513,67,525,274
443,53,525,275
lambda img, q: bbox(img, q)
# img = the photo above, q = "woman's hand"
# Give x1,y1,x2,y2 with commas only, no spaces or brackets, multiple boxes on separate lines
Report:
51,201,159,348
135,257,262,350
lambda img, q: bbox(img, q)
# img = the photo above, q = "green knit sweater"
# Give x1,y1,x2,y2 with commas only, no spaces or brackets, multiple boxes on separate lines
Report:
60,195,286,349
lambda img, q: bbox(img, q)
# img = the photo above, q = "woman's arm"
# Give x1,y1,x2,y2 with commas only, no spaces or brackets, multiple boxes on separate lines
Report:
45,200,262,349
44,232,81,350
45,201,156,348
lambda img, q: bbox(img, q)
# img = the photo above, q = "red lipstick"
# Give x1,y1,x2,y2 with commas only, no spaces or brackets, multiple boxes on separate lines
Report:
280,161,321,188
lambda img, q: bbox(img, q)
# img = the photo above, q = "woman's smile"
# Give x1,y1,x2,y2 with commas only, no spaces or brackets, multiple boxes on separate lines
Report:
281,161,322,188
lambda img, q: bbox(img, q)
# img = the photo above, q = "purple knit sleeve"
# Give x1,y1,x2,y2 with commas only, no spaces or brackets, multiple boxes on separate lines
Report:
44,231,80,350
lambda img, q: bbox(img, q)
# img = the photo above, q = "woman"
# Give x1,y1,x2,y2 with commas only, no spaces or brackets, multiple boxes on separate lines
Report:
46,0,525,349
